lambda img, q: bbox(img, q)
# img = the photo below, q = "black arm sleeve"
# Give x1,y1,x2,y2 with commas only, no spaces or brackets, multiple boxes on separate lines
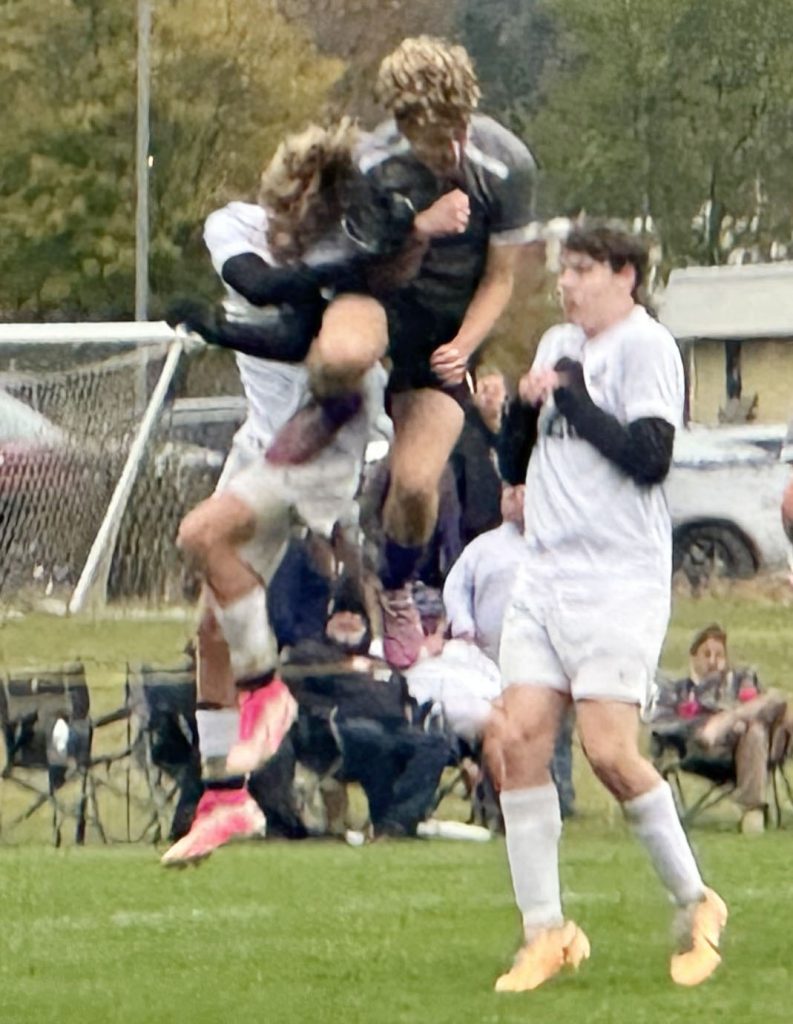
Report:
166,299,321,363
498,397,540,485
221,252,322,308
553,357,675,485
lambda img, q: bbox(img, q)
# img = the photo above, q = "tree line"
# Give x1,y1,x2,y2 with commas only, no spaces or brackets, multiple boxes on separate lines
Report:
2,0,792,337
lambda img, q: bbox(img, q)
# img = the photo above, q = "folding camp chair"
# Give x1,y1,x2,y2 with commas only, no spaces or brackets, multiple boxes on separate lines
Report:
651,712,793,828
768,716,793,827
123,659,201,843
87,658,201,844
0,662,101,845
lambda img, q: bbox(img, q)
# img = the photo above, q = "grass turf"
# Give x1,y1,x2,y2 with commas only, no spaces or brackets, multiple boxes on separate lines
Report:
0,589,791,1021
0,828,791,1024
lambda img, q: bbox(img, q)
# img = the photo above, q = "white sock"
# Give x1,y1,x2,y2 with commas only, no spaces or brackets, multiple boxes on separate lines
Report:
196,708,240,761
212,586,277,681
623,781,705,906
501,784,564,936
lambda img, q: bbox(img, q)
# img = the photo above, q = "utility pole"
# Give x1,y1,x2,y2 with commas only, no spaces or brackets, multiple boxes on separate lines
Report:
134,0,151,321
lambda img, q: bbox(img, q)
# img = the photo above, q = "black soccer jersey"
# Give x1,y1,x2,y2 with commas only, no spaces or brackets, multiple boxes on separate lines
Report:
360,113,537,325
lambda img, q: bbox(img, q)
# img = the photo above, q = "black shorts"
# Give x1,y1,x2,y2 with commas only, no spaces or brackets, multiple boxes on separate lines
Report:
384,297,472,410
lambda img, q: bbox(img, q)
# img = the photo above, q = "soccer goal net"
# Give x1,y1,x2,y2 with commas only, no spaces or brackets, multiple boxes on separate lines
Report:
0,323,238,615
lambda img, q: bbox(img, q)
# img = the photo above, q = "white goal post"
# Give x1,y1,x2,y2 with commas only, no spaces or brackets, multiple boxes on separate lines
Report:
0,322,224,615
68,335,184,614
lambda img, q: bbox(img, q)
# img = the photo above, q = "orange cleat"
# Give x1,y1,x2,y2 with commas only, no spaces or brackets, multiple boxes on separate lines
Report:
670,887,728,987
494,921,591,993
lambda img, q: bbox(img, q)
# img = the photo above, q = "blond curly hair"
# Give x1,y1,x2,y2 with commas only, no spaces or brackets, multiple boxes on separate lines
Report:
258,119,359,259
375,36,480,126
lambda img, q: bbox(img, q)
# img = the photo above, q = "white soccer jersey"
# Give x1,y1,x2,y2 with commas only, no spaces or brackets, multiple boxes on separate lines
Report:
522,304,684,583
203,201,361,448
203,201,309,447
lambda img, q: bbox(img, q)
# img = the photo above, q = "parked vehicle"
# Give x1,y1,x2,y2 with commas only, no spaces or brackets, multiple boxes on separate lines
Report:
668,422,793,584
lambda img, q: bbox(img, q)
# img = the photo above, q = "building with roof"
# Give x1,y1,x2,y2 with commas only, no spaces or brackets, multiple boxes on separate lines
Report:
658,262,793,425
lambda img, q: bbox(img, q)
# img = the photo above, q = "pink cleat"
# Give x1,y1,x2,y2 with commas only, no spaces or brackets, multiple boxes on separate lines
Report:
160,788,265,867
225,678,298,776
380,585,425,670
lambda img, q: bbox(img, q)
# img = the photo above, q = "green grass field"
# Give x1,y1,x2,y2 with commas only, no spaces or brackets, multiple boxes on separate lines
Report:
0,832,791,1024
0,589,790,1023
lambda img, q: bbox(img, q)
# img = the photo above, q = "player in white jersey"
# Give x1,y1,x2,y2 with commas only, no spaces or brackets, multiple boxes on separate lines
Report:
161,122,397,866
486,224,727,991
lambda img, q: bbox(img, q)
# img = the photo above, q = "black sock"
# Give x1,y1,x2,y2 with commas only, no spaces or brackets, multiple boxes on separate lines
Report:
381,538,425,590
204,777,247,791
318,392,362,427
235,668,277,692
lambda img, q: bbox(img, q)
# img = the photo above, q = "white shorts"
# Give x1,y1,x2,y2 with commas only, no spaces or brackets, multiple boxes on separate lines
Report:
215,427,362,580
499,564,670,706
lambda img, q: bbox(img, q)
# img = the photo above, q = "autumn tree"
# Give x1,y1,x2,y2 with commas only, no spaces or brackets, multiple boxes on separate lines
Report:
529,0,793,267
0,0,343,319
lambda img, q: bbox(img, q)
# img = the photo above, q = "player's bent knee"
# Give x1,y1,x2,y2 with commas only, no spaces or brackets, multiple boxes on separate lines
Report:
176,507,209,561
389,476,437,517
487,713,555,788
582,740,645,797
177,499,253,565
315,295,387,370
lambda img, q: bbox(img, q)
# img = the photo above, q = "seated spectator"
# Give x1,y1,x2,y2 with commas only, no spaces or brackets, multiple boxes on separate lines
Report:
266,575,454,839
405,622,503,750
649,623,787,833
405,594,514,833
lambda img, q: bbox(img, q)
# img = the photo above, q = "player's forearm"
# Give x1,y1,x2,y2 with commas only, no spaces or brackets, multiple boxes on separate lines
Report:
221,253,322,308
451,268,515,360
168,300,320,362
553,358,674,485
498,397,539,485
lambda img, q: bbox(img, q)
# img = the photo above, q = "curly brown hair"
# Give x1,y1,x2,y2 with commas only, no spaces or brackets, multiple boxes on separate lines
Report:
258,119,359,260
375,36,480,126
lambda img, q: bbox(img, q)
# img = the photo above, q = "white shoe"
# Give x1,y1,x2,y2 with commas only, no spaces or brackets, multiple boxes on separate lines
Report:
416,818,492,842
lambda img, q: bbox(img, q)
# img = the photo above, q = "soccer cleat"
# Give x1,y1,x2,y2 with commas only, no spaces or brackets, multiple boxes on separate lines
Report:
494,921,591,993
160,788,265,867
380,585,425,670
225,678,298,776
670,887,728,987
265,394,362,466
